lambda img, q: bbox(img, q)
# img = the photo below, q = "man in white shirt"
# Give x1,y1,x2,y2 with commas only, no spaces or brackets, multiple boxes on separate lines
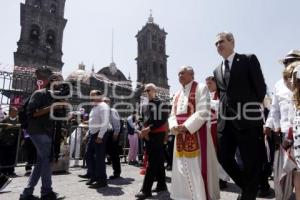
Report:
85,90,110,188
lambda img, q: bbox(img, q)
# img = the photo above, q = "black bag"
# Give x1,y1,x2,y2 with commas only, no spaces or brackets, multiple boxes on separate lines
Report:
0,126,19,146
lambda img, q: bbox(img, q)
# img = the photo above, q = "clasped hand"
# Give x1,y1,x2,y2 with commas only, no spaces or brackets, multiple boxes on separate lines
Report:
139,127,150,140
171,125,188,136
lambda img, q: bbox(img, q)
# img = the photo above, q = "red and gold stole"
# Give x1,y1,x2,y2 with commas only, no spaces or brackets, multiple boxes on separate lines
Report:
174,81,202,158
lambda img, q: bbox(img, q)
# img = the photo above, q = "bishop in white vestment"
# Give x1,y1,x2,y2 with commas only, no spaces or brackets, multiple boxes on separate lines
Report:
169,66,220,200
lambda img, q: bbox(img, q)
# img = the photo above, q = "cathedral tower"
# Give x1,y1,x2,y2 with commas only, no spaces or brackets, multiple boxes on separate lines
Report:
14,0,67,71
136,12,169,89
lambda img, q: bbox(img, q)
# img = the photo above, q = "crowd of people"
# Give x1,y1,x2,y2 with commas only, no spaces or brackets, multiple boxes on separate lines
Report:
1,31,300,200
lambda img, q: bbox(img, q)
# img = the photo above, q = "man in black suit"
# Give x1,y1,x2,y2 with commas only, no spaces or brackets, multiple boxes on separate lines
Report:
213,32,267,200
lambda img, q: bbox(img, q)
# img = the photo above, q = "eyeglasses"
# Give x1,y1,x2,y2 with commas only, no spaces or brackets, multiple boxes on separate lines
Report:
144,89,151,93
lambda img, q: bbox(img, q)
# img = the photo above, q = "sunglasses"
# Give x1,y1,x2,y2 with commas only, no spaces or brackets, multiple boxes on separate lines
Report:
144,89,151,93
295,145,300,150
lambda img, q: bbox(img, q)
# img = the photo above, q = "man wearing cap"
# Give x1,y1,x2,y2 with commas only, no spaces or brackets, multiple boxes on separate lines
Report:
20,72,65,200
214,32,267,200
265,49,300,199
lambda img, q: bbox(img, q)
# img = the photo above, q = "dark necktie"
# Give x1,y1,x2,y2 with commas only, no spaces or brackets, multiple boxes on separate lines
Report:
224,59,230,85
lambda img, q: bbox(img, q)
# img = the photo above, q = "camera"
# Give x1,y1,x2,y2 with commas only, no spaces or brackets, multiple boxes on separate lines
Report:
52,82,71,97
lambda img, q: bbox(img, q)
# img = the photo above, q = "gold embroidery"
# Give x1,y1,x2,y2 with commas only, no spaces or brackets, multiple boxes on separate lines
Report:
175,132,200,158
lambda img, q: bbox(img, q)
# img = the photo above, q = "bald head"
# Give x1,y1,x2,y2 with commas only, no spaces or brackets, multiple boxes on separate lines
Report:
145,83,157,91
144,83,157,100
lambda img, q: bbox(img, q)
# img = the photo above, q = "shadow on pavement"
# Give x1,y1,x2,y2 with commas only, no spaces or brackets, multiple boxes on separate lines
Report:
52,171,71,176
108,177,135,186
0,191,11,194
96,186,124,196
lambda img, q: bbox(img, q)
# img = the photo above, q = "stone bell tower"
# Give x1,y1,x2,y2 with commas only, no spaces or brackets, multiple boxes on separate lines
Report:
14,0,67,71
136,12,169,89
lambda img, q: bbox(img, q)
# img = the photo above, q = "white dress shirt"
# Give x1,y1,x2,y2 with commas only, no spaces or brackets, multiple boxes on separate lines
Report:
265,79,292,133
222,52,235,76
209,92,219,112
109,108,121,135
88,102,110,138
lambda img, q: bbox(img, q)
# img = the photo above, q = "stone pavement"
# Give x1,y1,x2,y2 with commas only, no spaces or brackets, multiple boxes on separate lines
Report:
0,162,278,200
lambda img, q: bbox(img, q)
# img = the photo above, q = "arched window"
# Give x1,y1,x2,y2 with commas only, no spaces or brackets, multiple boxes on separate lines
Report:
29,25,40,44
50,4,56,14
46,30,56,49
33,0,41,8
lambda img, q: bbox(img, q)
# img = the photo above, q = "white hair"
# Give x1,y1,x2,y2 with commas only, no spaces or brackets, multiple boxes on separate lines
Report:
145,83,157,91
179,65,194,77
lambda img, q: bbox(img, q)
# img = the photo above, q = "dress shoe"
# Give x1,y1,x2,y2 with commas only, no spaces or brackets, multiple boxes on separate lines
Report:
41,192,65,200
88,181,107,188
109,174,120,179
85,179,96,185
78,174,90,179
135,191,152,199
219,179,228,189
152,185,168,192
257,187,272,197
19,194,40,200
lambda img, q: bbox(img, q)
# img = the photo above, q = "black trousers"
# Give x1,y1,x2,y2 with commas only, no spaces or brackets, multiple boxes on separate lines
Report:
218,121,265,200
86,133,107,182
106,132,121,176
141,133,166,194
165,135,175,167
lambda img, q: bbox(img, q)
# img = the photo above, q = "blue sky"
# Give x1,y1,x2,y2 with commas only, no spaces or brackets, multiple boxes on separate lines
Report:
1,0,300,94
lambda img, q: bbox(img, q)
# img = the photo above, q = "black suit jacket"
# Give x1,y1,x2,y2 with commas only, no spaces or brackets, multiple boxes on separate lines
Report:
213,53,266,132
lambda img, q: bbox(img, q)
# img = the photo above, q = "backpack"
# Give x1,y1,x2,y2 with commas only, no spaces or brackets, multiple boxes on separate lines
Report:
18,97,30,130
